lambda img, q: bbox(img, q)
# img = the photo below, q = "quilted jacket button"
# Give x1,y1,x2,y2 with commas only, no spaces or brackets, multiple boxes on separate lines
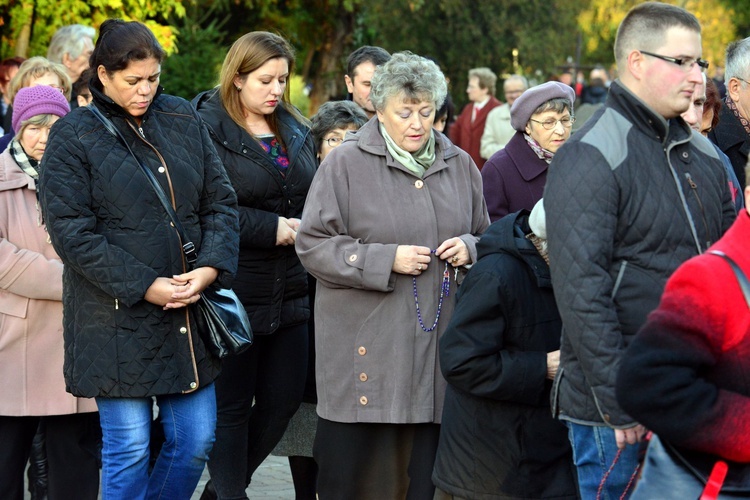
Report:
189,382,197,389
158,167,165,173
179,327,187,334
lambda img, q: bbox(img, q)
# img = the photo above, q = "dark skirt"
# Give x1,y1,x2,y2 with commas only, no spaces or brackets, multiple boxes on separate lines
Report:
314,418,440,500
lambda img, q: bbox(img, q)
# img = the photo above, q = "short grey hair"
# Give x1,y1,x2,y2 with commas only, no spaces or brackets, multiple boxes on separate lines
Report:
504,74,529,90
725,37,750,81
311,100,368,150
15,113,58,141
533,97,573,117
614,2,700,70
369,51,447,112
47,25,96,64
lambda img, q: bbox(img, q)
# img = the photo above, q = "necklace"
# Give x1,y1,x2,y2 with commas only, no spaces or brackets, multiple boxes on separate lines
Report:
413,249,451,332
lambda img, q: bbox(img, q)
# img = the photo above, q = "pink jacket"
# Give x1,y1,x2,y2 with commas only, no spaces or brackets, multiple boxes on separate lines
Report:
0,147,96,416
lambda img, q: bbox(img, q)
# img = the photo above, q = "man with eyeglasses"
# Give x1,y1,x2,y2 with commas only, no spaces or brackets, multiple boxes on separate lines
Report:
708,37,750,189
544,3,736,499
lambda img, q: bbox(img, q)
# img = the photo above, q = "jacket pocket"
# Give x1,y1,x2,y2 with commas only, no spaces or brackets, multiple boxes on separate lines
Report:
0,291,30,319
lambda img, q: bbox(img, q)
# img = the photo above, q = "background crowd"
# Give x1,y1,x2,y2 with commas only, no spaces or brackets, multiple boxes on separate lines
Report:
2,1,750,499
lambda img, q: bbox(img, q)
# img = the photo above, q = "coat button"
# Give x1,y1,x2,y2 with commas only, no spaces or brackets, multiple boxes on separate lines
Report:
415,180,424,189
359,372,368,382
179,327,187,334
349,254,358,262
359,396,368,405
190,382,197,389
158,166,165,173
357,346,366,355
682,152,689,159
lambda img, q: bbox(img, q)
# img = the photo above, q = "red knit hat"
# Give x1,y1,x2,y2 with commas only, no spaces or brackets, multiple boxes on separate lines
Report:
12,85,70,133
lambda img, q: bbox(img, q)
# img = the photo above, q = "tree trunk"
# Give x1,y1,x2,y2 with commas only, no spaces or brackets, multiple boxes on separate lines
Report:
307,11,353,116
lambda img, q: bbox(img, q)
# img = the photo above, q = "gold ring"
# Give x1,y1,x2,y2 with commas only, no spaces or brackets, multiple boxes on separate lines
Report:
417,263,422,271
452,256,459,263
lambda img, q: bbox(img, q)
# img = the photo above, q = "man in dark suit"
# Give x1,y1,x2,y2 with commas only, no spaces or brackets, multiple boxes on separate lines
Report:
709,37,750,188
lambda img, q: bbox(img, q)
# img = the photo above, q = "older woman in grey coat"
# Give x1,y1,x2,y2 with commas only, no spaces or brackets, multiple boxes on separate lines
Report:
296,52,489,499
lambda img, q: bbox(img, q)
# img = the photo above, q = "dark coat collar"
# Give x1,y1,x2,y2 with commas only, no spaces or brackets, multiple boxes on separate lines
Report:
607,80,692,146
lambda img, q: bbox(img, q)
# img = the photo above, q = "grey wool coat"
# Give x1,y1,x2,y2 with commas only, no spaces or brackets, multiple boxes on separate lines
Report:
296,118,490,424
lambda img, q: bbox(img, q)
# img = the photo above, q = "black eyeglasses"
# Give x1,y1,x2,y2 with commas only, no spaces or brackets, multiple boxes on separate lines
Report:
325,137,344,148
639,50,709,73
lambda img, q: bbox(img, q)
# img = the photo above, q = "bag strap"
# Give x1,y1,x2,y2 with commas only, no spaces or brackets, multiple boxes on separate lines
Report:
87,106,197,266
708,250,750,308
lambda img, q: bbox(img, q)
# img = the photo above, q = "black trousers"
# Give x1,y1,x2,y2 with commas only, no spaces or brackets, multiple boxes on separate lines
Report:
0,413,101,500
207,322,308,499
314,419,441,500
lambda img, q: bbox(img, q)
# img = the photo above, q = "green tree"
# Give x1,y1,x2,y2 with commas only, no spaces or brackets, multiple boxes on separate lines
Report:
364,0,585,108
0,0,186,59
159,10,228,100
577,0,737,76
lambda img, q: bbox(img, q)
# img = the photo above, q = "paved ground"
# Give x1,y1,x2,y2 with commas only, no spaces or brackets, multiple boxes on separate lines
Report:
192,454,296,499
25,454,296,499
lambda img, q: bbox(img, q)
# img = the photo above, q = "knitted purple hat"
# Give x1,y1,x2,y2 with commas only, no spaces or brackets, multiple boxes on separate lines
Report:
510,81,575,131
12,85,70,133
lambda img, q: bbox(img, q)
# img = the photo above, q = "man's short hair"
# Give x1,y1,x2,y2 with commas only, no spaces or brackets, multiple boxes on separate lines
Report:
614,2,701,70
725,37,750,81
504,74,529,90
346,46,391,79
468,67,497,96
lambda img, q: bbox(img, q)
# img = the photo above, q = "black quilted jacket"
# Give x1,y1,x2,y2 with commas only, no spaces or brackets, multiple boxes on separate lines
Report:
193,89,316,334
39,84,240,398
545,80,736,427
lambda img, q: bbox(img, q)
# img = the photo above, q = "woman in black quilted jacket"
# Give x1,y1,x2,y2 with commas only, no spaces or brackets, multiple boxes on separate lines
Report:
192,32,317,499
39,19,239,498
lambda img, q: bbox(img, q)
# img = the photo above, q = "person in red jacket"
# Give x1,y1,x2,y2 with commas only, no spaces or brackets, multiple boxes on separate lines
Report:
617,165,750,498
451,67,501,170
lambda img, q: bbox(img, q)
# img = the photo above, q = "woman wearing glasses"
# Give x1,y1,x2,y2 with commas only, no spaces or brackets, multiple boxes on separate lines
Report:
192,31,318,499
481,81,575,222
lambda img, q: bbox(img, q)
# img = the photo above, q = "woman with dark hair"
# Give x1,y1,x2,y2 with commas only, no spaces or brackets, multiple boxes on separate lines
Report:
192,31,318,499
702,77,722,136
0,57,25,134
39,19,239,497
433,93,454,136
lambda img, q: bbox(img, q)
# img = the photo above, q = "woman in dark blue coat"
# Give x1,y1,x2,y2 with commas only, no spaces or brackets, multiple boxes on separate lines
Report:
432,203,578,499
192,31,317,499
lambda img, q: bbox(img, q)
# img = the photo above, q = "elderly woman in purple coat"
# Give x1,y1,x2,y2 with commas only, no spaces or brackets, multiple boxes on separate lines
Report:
481,81,575,222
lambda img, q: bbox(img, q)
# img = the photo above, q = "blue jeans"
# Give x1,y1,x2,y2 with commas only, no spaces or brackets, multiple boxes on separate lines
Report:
566,421,641,500
96,383,216,500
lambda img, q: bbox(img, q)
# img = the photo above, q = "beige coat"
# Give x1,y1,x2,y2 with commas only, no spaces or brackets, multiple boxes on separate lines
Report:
0,148,96,416
296,119,490,424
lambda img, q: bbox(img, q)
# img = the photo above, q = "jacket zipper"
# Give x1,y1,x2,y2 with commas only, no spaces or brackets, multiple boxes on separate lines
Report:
126,119,201,393
684,172,711,249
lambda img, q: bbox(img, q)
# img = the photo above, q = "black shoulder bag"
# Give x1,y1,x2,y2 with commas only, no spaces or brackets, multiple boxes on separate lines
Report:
88,106,252,358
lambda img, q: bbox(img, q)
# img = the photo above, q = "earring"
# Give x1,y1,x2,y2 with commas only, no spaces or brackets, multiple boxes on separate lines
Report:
236,86,242,92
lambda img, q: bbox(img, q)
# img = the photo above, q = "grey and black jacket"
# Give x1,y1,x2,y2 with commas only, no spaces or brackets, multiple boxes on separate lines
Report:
545,80,736,427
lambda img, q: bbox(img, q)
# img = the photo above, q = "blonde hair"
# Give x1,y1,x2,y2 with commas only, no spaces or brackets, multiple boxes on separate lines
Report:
218,32,307,144
8,56,71,102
